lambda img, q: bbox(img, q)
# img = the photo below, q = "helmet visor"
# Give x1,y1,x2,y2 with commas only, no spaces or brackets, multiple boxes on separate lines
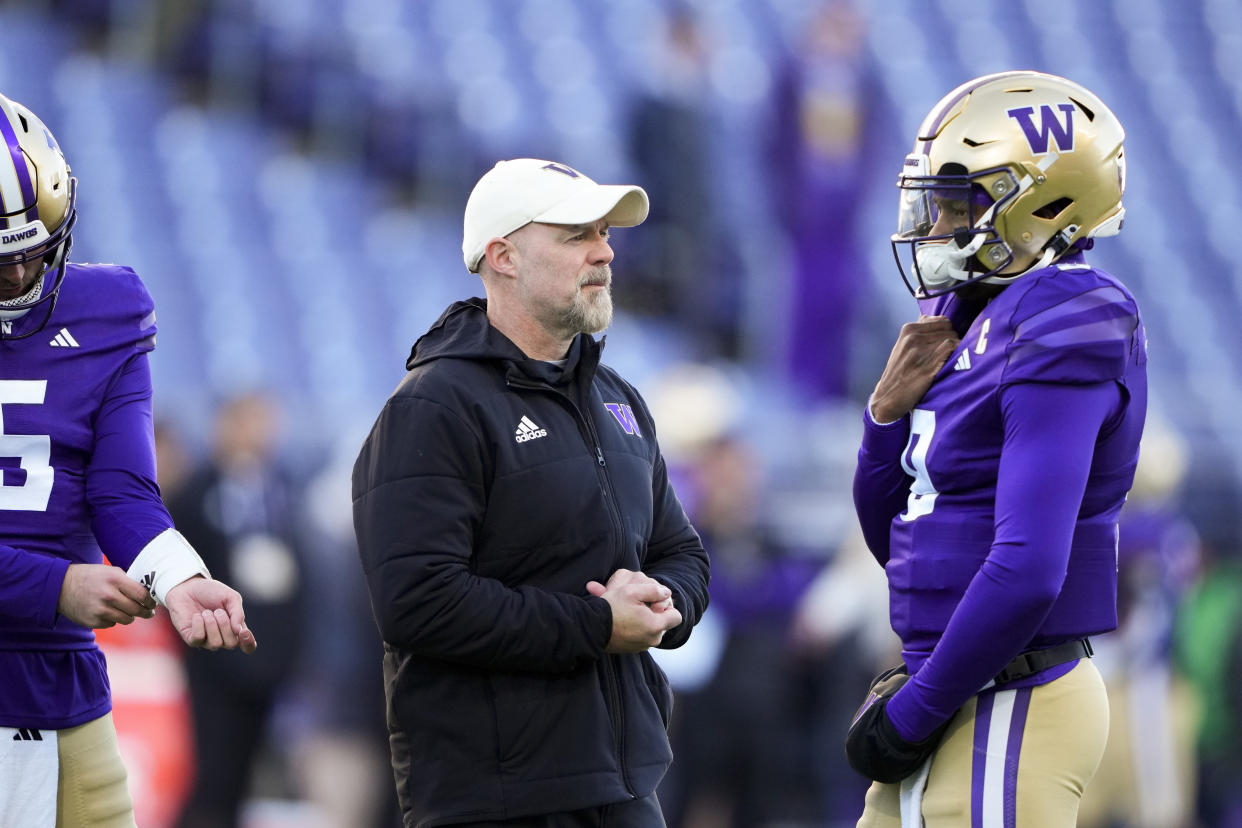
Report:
894,154,999,241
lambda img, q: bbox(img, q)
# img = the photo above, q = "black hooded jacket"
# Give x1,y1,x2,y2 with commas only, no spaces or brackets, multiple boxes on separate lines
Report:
352,298,710,825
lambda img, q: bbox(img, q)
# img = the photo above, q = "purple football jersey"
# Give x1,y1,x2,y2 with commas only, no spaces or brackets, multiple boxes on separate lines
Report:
0,263,175,729
854,255,1147,737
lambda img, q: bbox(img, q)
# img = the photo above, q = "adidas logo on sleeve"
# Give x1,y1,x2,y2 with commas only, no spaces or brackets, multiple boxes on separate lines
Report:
514,415,548,443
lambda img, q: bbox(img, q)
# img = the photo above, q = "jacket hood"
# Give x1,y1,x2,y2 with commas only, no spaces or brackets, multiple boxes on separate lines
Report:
407,298,602,378
406,298,525,370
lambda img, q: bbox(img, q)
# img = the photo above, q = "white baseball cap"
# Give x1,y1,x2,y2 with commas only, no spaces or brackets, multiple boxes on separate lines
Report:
462,158,649,272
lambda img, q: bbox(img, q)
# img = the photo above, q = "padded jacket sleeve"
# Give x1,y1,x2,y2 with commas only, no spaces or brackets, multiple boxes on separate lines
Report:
644,447,710,649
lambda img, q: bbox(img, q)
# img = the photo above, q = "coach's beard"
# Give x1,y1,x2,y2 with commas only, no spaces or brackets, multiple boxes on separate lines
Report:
567,266,612,334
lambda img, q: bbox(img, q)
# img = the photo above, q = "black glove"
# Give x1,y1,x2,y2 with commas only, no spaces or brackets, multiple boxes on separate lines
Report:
845,664,950,783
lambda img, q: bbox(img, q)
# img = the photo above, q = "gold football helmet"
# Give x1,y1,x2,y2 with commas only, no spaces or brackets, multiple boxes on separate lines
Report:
0,92,76,336
892,71,1126,297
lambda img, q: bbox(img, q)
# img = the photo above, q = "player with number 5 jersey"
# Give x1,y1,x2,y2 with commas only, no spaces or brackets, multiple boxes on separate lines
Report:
0,91,257,828
848,72,1147,827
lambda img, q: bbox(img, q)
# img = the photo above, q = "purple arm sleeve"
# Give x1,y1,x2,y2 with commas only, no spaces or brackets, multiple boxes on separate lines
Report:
86,353,174,569
853,407,913,566
0,544,72,626
885,380,1119,741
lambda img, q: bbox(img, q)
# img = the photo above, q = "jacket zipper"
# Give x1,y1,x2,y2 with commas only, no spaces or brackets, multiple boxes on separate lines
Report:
578,406,634,797
506,375,635,797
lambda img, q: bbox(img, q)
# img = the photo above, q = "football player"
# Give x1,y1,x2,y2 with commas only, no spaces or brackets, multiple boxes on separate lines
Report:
847,71,1146,827
0,92,258,827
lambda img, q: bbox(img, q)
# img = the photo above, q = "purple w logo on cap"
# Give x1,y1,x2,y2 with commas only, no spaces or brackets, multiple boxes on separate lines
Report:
542,162,581,178
604,403,642,437
1007,103,1076,154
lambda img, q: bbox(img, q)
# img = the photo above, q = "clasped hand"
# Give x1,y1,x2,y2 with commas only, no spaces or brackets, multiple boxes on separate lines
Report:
587,568,681,653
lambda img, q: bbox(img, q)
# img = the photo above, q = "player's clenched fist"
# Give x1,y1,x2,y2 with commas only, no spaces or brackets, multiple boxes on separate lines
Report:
57,563,157,628
869,315,960,423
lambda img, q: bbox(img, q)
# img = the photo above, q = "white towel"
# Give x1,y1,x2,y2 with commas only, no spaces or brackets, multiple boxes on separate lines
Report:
0,727,58,828
899,754,934,828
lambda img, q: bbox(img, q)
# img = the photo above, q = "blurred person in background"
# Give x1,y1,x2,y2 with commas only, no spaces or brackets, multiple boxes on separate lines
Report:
626,6,740,358
296,430,402,828
153,419,194,505
768,0,881,402
168,391,306,828
352,158,710,826
646,364,824,827
848,72,1145,826
1078,416,1200,828
790,527,897,826
1173,462,1242,828
0,91,256,828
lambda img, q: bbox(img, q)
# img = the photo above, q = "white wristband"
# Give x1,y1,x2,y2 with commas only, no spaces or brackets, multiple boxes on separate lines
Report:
125,528,211,605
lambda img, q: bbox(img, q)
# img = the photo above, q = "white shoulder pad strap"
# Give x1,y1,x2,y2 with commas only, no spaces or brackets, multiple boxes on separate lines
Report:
125,528,211,605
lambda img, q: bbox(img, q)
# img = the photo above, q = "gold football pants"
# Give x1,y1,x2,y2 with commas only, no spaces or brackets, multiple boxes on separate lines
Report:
57,712,135,828
858,658,1109,827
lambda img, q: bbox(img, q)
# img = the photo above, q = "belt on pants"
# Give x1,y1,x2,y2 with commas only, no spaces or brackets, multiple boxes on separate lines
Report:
993,637,1093,685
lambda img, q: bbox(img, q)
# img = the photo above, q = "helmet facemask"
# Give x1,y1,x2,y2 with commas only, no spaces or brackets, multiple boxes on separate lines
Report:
892,156,1019,297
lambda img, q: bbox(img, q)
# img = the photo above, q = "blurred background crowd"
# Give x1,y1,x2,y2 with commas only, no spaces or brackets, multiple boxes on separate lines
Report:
2,0,1241,825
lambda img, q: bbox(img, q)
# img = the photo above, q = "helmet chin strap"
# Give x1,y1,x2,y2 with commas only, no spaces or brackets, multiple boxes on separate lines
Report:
920,218,1077,292
980,223,1078,285
980,246,1057,284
